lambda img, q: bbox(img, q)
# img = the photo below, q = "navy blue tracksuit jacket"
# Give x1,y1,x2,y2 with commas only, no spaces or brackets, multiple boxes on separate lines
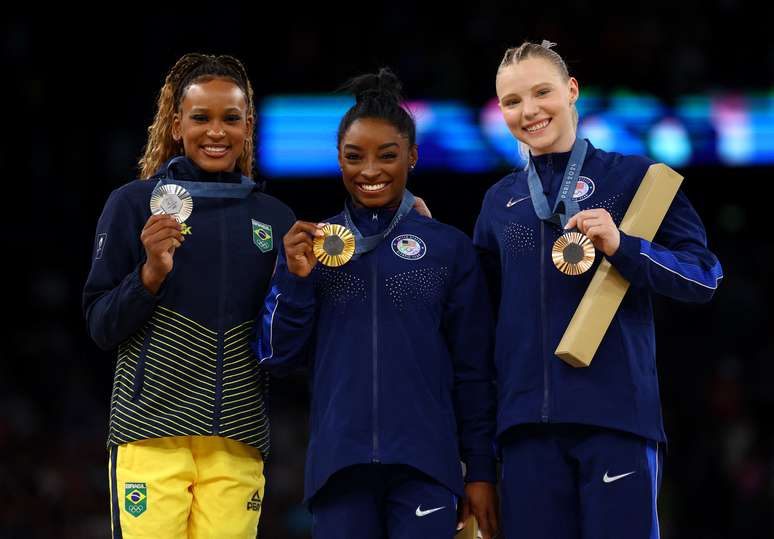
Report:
474,141,723,444
254,203,497,503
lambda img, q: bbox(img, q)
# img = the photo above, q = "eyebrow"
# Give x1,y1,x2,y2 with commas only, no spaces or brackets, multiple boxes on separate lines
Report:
189,106,243,112
501,81,556,98
343,142,400,150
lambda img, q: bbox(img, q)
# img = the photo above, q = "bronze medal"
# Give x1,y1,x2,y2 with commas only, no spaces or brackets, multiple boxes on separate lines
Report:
552,231,595,275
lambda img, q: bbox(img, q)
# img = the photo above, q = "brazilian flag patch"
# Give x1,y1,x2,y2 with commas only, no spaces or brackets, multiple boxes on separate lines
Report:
125,482,147,517
252,220,273,253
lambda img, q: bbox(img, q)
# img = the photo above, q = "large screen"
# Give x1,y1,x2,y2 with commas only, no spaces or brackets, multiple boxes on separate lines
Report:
258,91,774,177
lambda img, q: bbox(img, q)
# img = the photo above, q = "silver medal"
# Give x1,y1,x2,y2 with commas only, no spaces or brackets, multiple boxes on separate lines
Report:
150,184,193,223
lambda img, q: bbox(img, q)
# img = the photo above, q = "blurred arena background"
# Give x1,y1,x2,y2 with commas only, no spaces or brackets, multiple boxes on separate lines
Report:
1,4,770,537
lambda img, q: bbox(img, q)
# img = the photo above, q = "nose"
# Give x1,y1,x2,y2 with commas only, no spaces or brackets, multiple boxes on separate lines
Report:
361,159,381,180
207,121,226,138
522,97,539,119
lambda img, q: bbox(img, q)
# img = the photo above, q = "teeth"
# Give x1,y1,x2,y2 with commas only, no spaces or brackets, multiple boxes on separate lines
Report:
360,183,387,191
526,119,549,133
203,146,228,153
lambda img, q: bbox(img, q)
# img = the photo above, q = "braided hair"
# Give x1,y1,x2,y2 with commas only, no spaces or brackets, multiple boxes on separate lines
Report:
336,68,416,147
138,53,256,179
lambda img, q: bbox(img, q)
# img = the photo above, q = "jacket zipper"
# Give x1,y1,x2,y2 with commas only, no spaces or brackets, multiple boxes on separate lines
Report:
371,251,380,462
540,220,550,422
540,157,553,423
213,203,227,435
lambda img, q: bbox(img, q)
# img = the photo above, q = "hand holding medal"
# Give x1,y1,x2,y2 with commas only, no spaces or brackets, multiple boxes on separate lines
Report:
564,209,620,257
141,182,194,294
284,221,326,278
139,214,186,294
526,138,601,276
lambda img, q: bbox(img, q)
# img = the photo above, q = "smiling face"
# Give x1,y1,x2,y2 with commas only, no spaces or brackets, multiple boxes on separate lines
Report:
496,56,579,156
172,77,253,173
338,117,418,208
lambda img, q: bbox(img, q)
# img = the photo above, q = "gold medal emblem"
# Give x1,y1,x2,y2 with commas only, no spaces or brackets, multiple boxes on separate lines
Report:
552,231,595,275
150,184,193,223
313,224,355,267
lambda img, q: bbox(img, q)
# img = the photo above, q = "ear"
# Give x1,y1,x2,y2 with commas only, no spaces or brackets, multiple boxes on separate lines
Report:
409,144,419,167
568,76,579,105
172,113,182,141
245,114,254,134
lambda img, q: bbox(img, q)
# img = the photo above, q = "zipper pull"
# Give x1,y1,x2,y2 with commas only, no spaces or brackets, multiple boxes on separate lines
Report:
372,211,378,221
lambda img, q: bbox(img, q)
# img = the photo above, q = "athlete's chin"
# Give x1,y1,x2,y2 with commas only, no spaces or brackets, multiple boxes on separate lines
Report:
524,136,563,156
353,195,390,208
193,155,238,174
348,187,403,209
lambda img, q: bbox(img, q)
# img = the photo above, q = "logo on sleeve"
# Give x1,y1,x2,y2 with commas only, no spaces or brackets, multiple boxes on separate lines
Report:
573,177,595,201
124,482,147,517
252,220,273,253
95,233,107,260
391,234,426,260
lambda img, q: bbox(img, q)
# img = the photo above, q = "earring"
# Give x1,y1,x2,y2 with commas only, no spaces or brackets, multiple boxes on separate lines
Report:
410,163,416,170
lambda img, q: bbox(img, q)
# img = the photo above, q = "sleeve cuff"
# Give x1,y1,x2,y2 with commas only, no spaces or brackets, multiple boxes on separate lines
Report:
129,263,166,304
464,454,497,484
605,231,643,273
276,267,316,307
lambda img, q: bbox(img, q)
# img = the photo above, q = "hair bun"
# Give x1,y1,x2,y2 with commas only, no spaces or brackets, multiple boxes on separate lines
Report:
344,67,403,105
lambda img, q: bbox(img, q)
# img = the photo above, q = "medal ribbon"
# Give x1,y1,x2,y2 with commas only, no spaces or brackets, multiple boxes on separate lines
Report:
525,138,588,228
343,190,416,258
154,157,256,199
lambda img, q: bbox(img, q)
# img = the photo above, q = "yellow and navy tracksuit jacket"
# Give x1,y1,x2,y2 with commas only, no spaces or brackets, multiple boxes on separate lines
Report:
83,156,295,456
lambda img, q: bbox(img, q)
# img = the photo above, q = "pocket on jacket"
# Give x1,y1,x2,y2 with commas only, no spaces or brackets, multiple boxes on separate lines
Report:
131,324,154,401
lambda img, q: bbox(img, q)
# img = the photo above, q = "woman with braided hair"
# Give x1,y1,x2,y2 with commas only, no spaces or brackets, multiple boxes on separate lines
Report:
83,53,295,538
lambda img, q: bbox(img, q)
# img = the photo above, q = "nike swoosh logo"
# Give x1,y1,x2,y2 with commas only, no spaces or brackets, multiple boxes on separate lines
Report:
603,470,636,483
415,505,445,517
506,196,530,208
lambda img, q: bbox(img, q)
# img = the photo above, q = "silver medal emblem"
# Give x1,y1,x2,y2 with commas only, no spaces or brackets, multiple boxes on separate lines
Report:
150,184,193,223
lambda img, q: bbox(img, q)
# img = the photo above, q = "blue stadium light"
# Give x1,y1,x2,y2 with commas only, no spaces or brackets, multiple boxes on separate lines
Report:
648,118,693,167
578,115,647,156
258,90,774,177
409,101,498,172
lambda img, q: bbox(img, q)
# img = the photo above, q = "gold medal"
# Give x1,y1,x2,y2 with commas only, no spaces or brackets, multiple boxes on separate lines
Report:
552,231,595,275
150,184,193,223
313,224,355,267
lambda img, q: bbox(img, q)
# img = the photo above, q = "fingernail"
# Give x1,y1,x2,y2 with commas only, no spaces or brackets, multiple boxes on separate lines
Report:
457,522,464,531
315,230,324,237
316,222,326,228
